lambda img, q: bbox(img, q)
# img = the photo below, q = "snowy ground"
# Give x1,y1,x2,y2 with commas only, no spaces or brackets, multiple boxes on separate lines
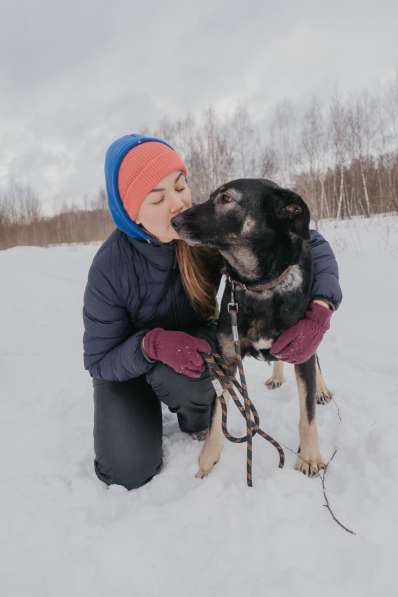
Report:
1,214,398,596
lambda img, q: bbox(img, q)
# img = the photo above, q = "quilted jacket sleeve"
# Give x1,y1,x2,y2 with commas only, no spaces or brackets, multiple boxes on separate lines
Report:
83,259,155,382
309,229,342,311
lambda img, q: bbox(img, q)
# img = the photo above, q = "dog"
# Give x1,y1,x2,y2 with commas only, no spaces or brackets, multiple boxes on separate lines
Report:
171,179,333,479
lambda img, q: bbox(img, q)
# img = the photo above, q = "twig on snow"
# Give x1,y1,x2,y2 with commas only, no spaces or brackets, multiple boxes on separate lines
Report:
320,448,356,535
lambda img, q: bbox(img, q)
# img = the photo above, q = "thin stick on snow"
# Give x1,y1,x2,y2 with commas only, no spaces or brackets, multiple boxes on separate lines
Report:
320,449,356,535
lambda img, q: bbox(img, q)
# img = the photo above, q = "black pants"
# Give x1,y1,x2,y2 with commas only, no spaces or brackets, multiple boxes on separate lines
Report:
93,363,216,490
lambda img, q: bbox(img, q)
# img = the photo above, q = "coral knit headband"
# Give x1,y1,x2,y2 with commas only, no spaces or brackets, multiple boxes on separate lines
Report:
117,141,188,221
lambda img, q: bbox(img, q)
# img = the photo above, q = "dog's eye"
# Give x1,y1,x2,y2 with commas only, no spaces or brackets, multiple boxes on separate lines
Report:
220,193,233,204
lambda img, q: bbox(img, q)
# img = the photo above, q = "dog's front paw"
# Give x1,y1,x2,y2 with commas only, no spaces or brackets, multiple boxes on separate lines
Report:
195,461,219,479
195,440,223,479
195,455,220,479
265,376,284,390
265,361,285,390
295,454,325,477
265,377,283,390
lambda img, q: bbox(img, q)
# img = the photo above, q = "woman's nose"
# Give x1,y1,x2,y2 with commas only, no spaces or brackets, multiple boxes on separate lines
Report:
170,192,187,213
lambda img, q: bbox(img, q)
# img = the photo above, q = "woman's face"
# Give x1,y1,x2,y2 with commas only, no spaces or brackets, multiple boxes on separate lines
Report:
136,169,192,242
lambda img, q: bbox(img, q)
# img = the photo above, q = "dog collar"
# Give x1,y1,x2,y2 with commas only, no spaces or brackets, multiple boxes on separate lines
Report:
225,265,296,293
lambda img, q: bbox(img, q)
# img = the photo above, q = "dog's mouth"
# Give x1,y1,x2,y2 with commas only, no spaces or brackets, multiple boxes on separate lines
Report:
170,214,206,246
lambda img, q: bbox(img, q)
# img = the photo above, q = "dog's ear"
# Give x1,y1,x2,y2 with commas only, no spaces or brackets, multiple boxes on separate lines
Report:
272,188,310,240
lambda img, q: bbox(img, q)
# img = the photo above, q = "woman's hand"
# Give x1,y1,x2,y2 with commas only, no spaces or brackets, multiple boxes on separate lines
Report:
270,300,332,364
142,328,211,378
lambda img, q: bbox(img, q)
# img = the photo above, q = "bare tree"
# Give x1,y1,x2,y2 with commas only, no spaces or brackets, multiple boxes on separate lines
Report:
226,104,259,178
298,97,330,223
328,94,351,218
91,187,107,210
269,99,298,186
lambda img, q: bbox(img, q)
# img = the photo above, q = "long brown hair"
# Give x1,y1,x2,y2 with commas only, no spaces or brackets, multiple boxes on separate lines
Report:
176,240,222,321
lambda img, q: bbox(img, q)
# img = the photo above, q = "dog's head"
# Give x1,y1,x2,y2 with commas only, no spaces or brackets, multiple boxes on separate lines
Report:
171,178,310,250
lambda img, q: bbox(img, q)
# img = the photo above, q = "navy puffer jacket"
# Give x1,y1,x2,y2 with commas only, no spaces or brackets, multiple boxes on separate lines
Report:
82,228,342,382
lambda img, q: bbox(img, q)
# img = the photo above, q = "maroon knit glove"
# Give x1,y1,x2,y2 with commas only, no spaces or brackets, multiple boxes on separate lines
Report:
270,302,332,365
142,328,211,378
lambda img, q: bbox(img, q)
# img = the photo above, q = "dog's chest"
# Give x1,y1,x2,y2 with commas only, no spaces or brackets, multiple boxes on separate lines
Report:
218,264,306,360
238,265,304,351
251,337,273,350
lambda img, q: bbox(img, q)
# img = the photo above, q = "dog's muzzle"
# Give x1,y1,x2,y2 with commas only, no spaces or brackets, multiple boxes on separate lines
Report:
170,213,185,232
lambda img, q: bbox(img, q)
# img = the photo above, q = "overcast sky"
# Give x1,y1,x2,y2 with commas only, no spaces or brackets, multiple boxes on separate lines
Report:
1,0,397,214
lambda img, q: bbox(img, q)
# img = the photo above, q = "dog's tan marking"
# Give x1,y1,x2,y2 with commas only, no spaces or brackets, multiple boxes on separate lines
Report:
265,360,285,389
253,337,273,350
242,217,256,235
294,366,325,477
220,246,260,280
274,264,303,295
195,390,230,478
217,333,236,363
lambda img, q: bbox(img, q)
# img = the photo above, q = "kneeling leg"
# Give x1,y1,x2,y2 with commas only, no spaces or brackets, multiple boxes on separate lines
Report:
93,377,163,490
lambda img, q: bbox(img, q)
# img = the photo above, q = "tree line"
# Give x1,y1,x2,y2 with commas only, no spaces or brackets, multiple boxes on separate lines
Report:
1,78,398,249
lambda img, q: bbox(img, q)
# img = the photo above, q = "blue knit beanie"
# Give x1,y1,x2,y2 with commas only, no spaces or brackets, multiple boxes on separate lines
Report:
104,134,175,242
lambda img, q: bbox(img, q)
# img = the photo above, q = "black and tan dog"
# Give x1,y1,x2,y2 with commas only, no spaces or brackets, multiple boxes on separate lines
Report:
171,179,333,479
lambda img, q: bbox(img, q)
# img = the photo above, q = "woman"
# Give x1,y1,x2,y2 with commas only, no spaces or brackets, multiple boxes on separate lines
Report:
83,133,342,491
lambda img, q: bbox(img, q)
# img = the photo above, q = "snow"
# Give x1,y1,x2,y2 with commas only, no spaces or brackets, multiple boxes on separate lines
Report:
1,214,398,596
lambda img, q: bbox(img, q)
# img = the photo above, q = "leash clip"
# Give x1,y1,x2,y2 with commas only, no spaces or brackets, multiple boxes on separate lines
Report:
227,275,239,314
231,323,239,342
211,378,224,397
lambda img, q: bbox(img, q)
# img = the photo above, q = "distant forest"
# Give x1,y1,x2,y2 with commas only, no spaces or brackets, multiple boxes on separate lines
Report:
1,77,398,249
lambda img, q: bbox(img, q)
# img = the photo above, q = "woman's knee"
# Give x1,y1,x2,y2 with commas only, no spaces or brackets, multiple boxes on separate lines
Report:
94,454,163,490
145,363,216,434
146,362,216,407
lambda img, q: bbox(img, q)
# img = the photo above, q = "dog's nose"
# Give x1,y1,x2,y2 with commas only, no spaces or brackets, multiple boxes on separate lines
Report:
170,214,184,230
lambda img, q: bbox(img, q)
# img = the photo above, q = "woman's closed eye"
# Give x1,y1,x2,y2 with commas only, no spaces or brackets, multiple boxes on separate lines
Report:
152,187,186,205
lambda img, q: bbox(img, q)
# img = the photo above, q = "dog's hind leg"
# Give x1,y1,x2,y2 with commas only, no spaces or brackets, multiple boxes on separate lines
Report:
315,354,333,405
265,360,285,390
195,390,231,479
294,354,325,477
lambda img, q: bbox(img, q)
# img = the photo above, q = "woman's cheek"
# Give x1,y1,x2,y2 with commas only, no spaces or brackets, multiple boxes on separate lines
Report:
163,205,172,228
